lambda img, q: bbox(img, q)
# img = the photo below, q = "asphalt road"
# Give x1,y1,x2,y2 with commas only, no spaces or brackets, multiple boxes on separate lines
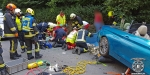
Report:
1,39,127,75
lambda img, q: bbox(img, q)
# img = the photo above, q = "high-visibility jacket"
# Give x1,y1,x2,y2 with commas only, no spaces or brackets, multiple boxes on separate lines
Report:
4,10,18,38
23,14,39,38
15,16,22,31
76,29,92,42
56,14,66,26
66,30,77,44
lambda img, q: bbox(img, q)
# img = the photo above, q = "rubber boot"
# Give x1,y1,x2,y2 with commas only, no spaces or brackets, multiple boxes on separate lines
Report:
21,48,26,53
15,51,21,57
35,52,43,59
27,53,34,60
10,53,19,60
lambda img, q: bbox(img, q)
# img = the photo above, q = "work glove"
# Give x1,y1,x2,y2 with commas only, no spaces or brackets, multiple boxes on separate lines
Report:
15,33,18,37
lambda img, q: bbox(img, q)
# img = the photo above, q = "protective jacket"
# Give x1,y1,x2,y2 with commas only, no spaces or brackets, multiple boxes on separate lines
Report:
66,30,77,44
76,29,92,42
72,16,83,28
4,10,17,38
23,14,39,38
54,28,66,41
15,16,22,31
37,22,48,32
56,14,66,26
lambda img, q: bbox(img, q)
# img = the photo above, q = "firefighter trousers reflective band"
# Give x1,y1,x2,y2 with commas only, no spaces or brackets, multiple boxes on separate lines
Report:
24,38,40,54
0,55,5,68
10,38,18,53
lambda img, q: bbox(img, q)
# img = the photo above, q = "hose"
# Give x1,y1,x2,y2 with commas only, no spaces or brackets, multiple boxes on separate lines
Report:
62,60,97,75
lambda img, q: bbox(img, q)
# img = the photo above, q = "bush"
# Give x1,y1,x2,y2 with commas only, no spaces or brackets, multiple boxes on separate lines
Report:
21,5,102,32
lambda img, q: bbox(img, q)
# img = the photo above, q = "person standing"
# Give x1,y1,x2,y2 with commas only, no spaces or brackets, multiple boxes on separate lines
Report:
22,8,42,60
0,25,7,75
4,3,21,60
56,11,66,27
94,9,103,32
14,8,26,53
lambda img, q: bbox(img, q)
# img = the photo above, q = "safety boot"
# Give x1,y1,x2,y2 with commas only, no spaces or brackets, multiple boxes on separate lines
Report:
15,51,21,57
27,53,34,60
72,47,78,54
10,53,19,60
77,47,81,55
35,52,43,59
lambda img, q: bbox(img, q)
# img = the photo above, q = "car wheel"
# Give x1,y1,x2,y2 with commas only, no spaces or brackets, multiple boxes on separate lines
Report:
99,37,109,57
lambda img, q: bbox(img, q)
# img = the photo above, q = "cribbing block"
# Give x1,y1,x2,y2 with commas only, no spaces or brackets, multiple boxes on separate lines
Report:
5,58,28,74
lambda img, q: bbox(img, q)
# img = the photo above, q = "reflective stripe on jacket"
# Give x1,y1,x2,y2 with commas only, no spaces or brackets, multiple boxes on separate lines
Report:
4,10,18,38
66,30,77,44
56,15,66,26
76,29,91,42
15,16,22,31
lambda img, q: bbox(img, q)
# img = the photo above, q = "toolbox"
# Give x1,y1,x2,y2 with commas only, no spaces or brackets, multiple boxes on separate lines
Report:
5,58,29,74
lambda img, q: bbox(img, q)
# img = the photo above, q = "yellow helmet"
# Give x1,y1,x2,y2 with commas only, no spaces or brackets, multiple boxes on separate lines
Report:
108,11,114,17
26,8,34,15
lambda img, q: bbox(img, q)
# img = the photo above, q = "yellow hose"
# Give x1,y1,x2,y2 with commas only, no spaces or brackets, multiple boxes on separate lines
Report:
63,60,97,75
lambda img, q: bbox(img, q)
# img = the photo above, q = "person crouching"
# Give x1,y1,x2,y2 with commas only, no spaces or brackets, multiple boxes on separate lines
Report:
52,26,67,48
64,27,78,50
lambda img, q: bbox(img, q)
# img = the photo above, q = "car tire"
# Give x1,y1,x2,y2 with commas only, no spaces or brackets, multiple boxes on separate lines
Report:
99,37,109,57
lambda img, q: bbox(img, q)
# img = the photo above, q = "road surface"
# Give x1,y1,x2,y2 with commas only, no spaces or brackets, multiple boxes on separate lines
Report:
1,39,127,75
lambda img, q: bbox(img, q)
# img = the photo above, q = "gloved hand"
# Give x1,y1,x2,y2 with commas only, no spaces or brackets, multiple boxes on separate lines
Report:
15,33,18,37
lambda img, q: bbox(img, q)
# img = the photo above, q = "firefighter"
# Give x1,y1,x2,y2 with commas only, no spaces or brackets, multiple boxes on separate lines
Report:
14,8,26,53
70,13,83,29
72,26,93,55
4,3,21,60
0,26,6,75
22,8,42,60
36,22,50,49
52,26,67,48
65,27,78,50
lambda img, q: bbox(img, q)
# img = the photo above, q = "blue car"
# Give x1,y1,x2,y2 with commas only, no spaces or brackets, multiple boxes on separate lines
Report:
97,23,150,74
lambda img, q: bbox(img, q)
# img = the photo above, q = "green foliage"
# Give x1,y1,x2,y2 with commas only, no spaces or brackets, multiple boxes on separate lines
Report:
1,0,150,32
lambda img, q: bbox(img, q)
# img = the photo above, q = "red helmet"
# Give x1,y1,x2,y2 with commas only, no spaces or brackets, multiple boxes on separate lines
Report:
6,3,17,11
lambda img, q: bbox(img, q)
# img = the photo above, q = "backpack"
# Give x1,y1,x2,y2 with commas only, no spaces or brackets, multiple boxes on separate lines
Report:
22,16,34,32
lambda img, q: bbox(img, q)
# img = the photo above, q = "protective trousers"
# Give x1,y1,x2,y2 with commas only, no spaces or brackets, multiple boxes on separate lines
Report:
76,42,88,53
38,33,44,48
18,31,26,50
10,38,18,54
24,37,40,58
0,55,6,75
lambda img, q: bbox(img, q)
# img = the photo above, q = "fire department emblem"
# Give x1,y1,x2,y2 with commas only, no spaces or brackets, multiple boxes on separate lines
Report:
131,58,145,73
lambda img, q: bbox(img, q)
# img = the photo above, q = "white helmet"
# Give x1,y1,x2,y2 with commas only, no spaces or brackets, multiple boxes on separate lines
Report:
70,13,76,18
48,22,57,28
14,8,22,14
